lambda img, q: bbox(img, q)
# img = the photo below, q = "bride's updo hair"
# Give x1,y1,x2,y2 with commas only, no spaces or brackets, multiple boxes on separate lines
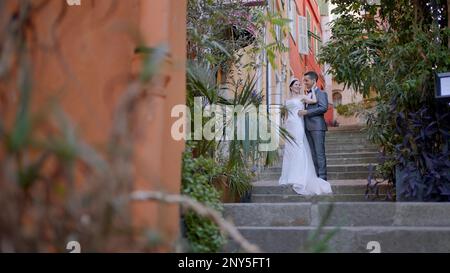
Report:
289,78,299,92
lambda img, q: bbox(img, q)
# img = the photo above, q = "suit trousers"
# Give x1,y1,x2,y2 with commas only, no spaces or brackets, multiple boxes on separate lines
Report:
305,130,327,181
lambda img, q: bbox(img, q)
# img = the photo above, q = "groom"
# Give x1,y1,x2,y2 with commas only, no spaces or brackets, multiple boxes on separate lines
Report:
298,71,328,181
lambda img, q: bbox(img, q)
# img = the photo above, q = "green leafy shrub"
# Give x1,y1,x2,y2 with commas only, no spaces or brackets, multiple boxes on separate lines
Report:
336,104,351,117
226,164,252,198
336,99,376,117
319,0,450,200
181,143,226,252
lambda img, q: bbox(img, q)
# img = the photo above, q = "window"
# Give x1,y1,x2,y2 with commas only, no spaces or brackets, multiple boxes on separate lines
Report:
266,55,272,108
306,9,311,31
275,72,282,105
288,0,296,41
298,16,308,55
332,92,342,108
275,24,281,42
313,25,320,57
306,9,311,52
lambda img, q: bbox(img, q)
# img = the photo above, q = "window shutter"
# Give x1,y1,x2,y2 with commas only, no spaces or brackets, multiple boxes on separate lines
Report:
298,16,308,55
289,0,296,41
315,28,320,58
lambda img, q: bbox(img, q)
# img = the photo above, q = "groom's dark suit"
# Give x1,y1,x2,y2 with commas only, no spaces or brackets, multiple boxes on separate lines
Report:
304,87,328,180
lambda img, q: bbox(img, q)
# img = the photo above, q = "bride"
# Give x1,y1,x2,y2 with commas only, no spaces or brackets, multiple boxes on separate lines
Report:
279,78,332,195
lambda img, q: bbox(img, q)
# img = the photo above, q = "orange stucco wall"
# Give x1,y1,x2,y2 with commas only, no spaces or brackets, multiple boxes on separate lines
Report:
1,0,186,251
289,0,324,86
289,0,330,124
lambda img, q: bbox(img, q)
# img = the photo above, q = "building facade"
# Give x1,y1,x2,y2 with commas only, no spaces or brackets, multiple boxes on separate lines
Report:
286,0,333,125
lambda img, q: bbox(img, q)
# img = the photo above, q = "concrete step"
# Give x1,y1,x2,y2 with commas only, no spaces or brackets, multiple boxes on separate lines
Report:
279,145,378,152
224,203,312,227
326,132,367,138
259,171,371,180
265,164,375,174
325,137,370,142
325,141,373,147
327,157,378,165
325,146,378,152
252,183,387,195
325,132,368,140
325,152,379,159
271,157,378,167
326,131,365,135
281,134,372,143
325,142,373,148
325,142,376,147
224,226,450,253
326,148,378,154
328,125,365,132
327,171,371,180
223,202,450,227
250,194,386,203
326,129,365,134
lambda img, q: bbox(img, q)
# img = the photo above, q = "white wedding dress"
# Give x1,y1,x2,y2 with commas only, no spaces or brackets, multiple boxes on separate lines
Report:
279,97,332,195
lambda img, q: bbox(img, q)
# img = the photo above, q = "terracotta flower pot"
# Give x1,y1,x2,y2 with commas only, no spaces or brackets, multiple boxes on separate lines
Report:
213,175,240,203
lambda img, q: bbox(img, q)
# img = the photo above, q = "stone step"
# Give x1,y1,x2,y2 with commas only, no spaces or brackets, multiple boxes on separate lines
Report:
224,203,312,227
223,202,450,227
326,133,368,137
250,194,386,203
326,148,378,154
259,171,371,180
327,130,366,134
224,226,450,253
279,144,377,151
325,141,373,147
327,127,366,132
265,164,375,174
327,157,378,165
281,134,371,143
328,125,365,132
252,183,387,195
271,157,378,167
325,132,369,140
325,152,379,159
325,136,369,142
327,171,371,180
326,132,367,137
327,148,376,153
325,142,376,147
325,141,372,147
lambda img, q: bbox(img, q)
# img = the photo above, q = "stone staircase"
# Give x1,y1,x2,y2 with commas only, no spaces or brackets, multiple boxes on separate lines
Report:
224,202,450,252
223,126,450,253
258,126,379,181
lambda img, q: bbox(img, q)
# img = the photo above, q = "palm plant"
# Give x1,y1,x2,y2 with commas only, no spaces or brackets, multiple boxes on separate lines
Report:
186,60,294,198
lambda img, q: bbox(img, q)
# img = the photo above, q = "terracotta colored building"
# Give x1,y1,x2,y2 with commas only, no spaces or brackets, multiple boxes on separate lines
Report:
0,0,186,251
286,0,333,125
227,0,332,132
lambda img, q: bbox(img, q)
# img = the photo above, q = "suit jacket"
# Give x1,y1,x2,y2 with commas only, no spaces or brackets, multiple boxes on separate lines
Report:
304,87,328,131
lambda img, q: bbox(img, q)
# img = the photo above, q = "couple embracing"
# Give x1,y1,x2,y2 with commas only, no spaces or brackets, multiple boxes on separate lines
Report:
279,71,332,195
